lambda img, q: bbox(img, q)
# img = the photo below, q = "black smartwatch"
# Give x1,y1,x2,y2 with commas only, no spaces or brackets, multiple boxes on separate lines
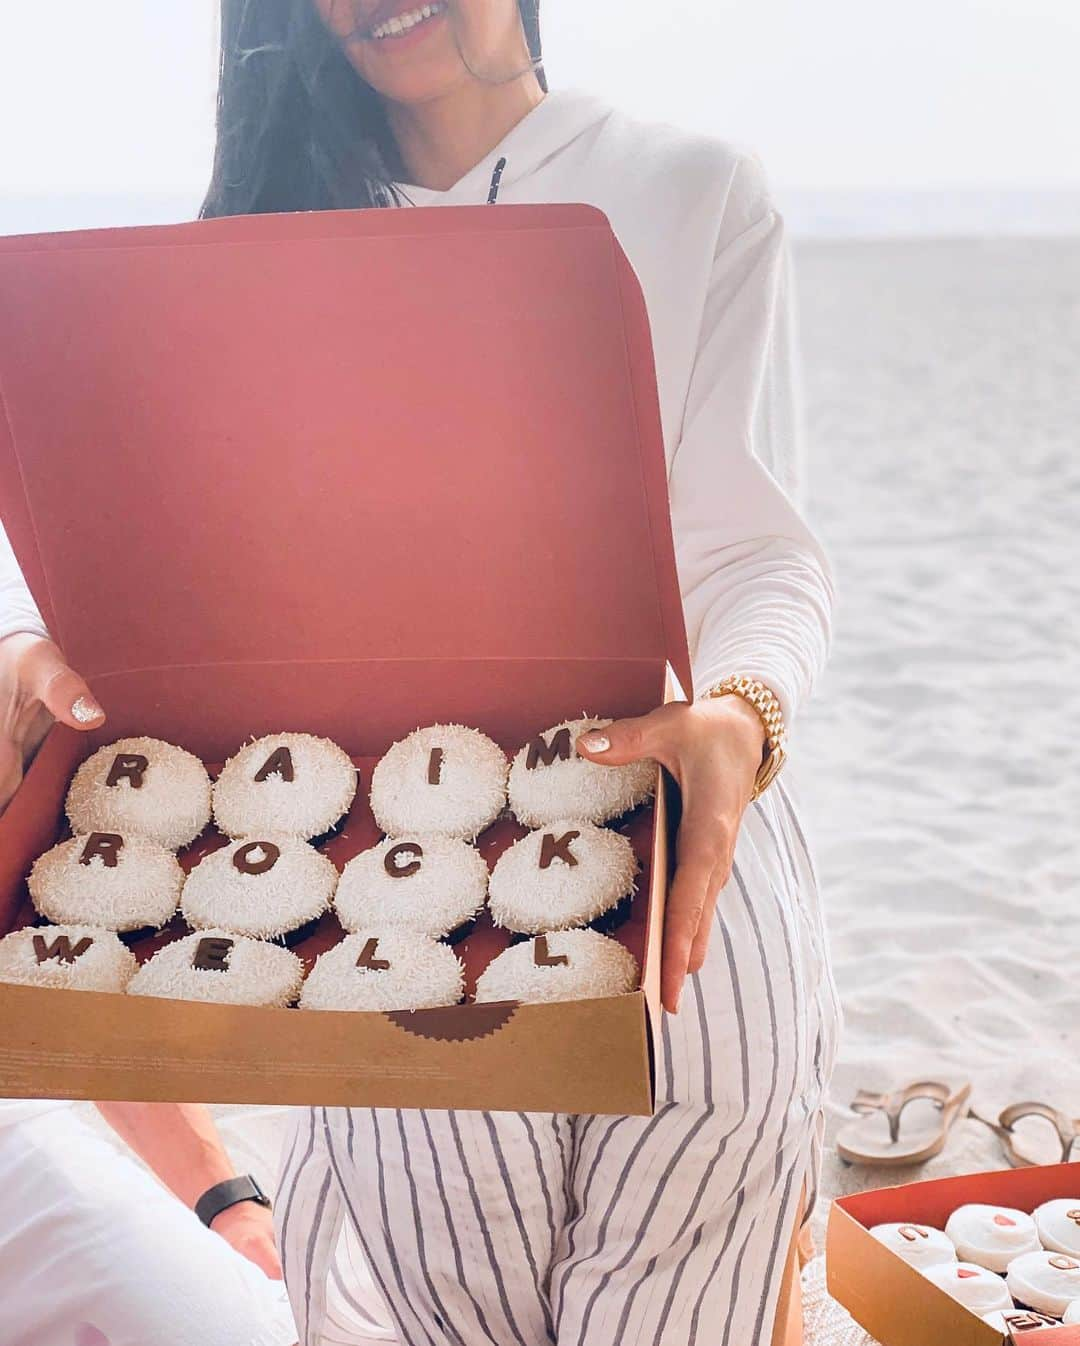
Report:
195,1175,271,1228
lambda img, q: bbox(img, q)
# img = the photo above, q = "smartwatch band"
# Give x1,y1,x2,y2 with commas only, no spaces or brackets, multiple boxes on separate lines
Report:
195,1174,271,1228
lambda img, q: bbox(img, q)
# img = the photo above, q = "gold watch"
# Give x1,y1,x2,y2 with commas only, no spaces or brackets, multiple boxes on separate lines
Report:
704,675,787,801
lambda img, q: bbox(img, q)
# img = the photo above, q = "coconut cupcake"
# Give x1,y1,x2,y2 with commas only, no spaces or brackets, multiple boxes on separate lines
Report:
475,929,639,1004
369,724,507,840
335,834,488,940
299,930,464,1012
488,820,637,935
66,737,212,850
29,831,184,932
128,929,303,1007
213,733,357,840
507,717,655,828
180,836,338,942
0,924,136,993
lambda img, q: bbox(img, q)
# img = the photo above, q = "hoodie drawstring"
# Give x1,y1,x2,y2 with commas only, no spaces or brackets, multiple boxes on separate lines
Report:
486,156,507,204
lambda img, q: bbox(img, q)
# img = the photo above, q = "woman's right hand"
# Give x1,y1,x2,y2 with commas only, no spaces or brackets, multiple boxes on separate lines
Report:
0,633,105,812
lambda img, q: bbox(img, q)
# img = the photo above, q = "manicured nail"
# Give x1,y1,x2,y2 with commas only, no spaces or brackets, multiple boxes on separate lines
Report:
580,733,611,753
71,695,103,724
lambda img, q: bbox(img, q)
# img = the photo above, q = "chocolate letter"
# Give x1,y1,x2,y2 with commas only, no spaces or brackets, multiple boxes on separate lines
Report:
79,832,124,868
533,935,569,967
427,748,444,784
33,933,93,965
192,936,234,972
384,842,423,878
1049,1255,1079,1271
355,937,391,971
254,746,294,783
525,727,572,770
897,1225,928,1242
231,841,281,876
539,830,580,869
1068,1209,1080,1226
105,753,148,788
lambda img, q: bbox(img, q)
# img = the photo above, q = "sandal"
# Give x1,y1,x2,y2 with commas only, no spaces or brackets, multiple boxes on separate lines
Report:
969,1101,1080,1168
837,1080,972,1167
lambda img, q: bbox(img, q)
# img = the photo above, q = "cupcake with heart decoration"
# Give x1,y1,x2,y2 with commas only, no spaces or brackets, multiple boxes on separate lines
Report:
922,1262,1013,1315
944,1204,1041,1273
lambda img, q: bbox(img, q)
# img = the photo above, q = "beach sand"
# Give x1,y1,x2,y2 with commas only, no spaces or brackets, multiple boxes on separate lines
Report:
78,237,1078,1344
793,237,1080,1340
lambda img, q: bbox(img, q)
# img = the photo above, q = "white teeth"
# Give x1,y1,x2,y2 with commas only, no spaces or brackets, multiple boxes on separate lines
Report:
370,3,444,39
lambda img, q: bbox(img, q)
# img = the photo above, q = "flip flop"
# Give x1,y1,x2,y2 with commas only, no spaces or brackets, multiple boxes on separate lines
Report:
969,1101,1080,1168
836,1080,973,1167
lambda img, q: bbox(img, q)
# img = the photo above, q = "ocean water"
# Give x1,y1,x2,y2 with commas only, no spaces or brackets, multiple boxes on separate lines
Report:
2,189,1079,239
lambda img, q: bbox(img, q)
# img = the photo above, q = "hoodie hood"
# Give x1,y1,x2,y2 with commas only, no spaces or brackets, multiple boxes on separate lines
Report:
393,89,614,206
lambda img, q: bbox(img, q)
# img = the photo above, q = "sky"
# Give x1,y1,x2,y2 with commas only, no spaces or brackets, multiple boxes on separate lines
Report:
0,1,1078,211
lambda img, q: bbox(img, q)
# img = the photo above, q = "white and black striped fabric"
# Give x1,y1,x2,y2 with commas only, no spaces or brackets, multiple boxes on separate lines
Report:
276,781,840,1346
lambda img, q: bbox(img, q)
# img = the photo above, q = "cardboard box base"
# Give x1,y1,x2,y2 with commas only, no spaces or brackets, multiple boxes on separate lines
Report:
0,721,671,1113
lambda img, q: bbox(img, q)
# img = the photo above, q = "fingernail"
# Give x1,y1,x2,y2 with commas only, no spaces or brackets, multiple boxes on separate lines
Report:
71,695,103,724
580,733,611,753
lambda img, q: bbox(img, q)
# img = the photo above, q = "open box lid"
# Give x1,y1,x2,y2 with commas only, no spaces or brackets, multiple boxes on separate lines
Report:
0,205,690,741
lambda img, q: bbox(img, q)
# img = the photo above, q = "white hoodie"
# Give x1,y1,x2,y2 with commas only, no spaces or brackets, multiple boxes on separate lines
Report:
0,88,832,728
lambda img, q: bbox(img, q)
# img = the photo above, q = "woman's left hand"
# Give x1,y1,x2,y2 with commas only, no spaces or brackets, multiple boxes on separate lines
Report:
210,1201,283,1280
576,697,766,1015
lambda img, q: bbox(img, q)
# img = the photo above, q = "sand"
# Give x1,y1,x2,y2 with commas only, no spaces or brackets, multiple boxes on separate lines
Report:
793,237,1080,1339
67,238,1080,1343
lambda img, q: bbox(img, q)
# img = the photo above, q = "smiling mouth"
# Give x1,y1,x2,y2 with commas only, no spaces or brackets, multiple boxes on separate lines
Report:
367,2,448,40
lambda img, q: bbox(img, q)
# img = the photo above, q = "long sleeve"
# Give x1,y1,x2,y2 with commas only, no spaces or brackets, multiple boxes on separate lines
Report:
0,518,47,641
669,160,833,726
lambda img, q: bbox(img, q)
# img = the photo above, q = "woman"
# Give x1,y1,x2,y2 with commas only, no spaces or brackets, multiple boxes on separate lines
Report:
0,1,840,1342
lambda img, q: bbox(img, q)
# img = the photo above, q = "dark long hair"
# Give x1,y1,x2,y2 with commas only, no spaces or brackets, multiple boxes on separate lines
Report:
201,1,544,217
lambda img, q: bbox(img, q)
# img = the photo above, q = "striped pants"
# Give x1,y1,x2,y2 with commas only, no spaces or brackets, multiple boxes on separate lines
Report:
277,782,840,1346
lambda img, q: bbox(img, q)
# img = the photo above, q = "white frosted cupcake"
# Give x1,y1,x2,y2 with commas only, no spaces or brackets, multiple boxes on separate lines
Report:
212,733,357,840
369,724,507,840
66,737,211,849
1064,1300,1080,1324
29,831,184,932
474,929,639,1004
127,929,303,1007
945,1204,1042,1273
335,835,488,940
488,820,637,935
922,1262,1013,1315
982,1309,1058,1333
868,1223,957,1271
180,836,338,942
299,930,464,1012
507,717,655,827
1033,1199,1080,1257
0,925,136,993
1006,1250,1080,1318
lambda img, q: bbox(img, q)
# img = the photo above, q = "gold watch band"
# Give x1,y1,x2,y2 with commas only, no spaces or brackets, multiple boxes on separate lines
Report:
704,676,788,801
